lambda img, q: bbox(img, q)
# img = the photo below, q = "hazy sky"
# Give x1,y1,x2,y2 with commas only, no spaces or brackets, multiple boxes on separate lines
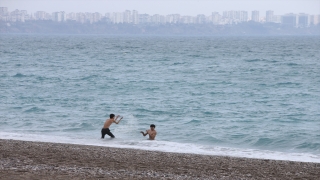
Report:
1,0,320,16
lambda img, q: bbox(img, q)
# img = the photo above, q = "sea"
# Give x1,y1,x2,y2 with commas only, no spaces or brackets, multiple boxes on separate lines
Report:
0,34,319,163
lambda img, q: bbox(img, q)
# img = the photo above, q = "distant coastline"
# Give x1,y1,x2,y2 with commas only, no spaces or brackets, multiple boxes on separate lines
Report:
1,21,319,35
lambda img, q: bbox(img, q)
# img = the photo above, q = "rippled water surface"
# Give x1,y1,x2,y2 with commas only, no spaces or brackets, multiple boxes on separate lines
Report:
1,35,320,162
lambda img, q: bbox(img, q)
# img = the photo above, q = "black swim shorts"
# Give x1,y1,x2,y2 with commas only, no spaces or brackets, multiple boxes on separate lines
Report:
101,128,115,138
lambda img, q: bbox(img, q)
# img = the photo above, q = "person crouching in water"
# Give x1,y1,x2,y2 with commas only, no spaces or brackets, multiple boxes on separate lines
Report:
140,124,157,140
101,114,123,138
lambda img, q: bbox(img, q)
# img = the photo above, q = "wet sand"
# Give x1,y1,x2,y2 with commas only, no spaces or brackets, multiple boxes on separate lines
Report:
0,139,319,179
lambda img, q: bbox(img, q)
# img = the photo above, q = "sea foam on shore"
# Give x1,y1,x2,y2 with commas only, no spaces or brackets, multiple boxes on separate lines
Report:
1,132,320,163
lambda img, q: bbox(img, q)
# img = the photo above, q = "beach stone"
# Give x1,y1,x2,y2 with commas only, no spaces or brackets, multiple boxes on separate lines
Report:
1,139,320,180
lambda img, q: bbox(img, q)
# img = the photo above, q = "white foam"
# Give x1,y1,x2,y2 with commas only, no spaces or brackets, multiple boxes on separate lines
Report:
1,132,319,163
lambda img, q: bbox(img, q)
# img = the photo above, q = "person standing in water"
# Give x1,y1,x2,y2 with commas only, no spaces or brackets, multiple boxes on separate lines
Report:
101,114,123,138
140,124,157,140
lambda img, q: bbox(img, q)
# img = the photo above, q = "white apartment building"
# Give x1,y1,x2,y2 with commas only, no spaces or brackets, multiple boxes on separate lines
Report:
113,12,123,23
92,12,102,23
151,14,161,24
76,13,86,23
297,13,309,27
180,16,194,24
67,12,76,21
159,15,166,24
9,9,25,22
310,15,320,25
132,10,139,24
52,11,66,22
282,13,298,27
212,12,221,24
36,11,47,20
222,11,248,24
239,11,248,22
52,12,61,22
123,10,131,23
1,6,318,28
196,14,206,24
266,10,274,22
251,11,259,22
165,14,180,24
139,14,150,24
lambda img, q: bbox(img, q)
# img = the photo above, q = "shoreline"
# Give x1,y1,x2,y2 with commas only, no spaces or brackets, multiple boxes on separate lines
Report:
1,133,319,163
1,139,319,179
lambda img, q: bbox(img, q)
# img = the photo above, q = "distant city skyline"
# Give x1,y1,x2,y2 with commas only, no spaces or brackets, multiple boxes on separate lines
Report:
1,0,320,16
2,6,318,28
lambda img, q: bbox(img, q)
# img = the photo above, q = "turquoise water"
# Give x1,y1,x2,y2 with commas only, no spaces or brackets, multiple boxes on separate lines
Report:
1,35,320,162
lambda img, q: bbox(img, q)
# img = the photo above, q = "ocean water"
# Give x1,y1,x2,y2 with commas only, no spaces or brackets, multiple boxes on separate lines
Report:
0,35,320,163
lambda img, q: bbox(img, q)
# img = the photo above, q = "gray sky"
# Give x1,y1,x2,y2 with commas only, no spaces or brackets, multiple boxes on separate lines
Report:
1,0,320,16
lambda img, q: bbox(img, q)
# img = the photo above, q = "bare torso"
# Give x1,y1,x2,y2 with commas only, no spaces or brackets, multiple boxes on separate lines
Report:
103,118,114,128
147,129,157,140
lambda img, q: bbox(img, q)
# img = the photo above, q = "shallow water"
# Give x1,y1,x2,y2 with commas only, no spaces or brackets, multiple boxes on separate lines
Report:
1,35,320,162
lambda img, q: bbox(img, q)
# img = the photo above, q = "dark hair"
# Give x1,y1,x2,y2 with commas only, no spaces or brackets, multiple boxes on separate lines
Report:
110,114,115,118
150,124,155,128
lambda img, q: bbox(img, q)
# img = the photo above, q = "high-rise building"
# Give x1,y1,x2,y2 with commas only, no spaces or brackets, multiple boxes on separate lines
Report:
151,14,161,24
61,11,66,22
165,14,180,23
166,14,174,23
180,16,192,24
20,10,28,21
282,13,297,27
113,12,123,23
123,10,131,23
221,11,247,23
212,12,221,24
132,10,139,24
298,13,309,27
139,14,150,24
92,12,101,23
172,14,180,23
76,13,86,23
67,12,76,21
104,13,112,23
266,10,274,22
196,14,206,24
251,11,259,22
9,9,25,22
223,11,235,20
36,11,47,20
159,15,166,24
273,15,282,23
228,11,236,20
52,11,66,22
310,15,320,25
239,11,248,22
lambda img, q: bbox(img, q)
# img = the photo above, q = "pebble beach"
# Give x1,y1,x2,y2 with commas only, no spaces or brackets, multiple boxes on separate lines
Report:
1,139,319,180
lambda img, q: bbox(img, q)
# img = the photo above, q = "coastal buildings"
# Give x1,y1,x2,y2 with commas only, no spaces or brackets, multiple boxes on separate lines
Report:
222,11,248,24
266,10,274,22
310,15,320,25
52,11,66,22
298,13,309,27
282,13,298,27
251,10,259,22
212,12,221,24
0,7,319,27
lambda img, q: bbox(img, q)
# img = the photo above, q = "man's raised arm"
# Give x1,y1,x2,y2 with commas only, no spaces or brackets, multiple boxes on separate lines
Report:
114,117,123,124
140,130,148,136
